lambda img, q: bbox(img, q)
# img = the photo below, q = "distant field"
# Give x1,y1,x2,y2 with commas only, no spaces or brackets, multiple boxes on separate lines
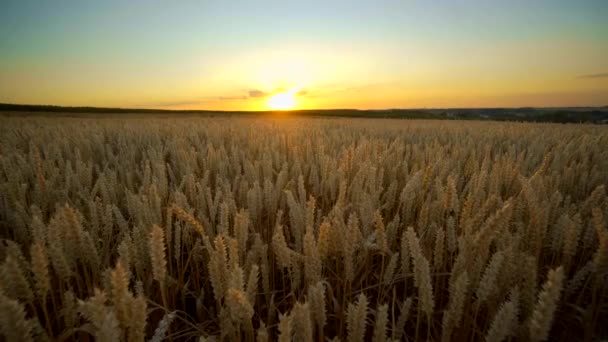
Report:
2,103,608,123
0,116,607,341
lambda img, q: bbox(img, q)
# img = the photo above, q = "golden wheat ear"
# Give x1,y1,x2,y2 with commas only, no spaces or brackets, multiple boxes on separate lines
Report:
347,293,369,342
485,291,520,342
149,224,167,285
441,271,469,342
528,266,565,342
405,226,435,317
292,301,313,342
0,293,35,342
277,312,292,342
372,303,388,342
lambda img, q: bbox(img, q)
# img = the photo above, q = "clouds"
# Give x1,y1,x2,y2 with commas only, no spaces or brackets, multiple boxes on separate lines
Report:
151,87,312,109
218,96,248,100
247,90,268,98
247,88,309,98
578,73,608,79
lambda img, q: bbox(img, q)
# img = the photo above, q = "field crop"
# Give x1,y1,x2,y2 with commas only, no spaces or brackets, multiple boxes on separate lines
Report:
0,116,606,341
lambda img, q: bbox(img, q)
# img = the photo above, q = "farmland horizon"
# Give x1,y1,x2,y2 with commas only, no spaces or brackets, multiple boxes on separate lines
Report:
4,101,608,124
2,101,608,112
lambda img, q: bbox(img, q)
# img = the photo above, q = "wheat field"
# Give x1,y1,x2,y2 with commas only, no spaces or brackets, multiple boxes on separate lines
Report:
0,116,606,341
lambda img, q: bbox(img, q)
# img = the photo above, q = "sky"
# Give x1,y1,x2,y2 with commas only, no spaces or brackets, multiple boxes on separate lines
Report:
1,0,607,110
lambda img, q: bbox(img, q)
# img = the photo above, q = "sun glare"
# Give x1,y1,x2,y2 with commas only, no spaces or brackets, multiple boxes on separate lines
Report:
267,88,298,110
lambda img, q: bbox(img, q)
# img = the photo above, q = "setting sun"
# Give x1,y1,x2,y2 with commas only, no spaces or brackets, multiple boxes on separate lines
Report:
267,88,299,110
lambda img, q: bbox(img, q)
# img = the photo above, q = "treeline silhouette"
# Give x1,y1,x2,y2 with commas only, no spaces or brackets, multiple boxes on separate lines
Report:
1,102,607,123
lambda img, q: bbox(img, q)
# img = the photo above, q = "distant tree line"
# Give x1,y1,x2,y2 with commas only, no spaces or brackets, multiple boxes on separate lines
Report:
1,103,606,123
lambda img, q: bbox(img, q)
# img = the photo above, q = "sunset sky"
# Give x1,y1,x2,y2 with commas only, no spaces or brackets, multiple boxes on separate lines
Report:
1,0,607,110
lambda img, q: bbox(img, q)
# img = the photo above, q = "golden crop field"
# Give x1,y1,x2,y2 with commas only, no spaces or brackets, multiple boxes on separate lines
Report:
0,116,606,341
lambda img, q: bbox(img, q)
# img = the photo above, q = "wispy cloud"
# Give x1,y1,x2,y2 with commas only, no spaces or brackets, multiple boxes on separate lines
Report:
248,89,268,98
248,88,310,98
578,73,608,79
151,87,312,108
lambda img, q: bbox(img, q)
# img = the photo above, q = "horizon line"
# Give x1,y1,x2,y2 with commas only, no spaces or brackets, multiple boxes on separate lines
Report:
2,102,607,113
